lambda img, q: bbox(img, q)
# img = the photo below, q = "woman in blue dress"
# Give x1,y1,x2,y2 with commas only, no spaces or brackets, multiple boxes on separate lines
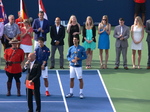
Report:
82,16,96,69
98,15,111,69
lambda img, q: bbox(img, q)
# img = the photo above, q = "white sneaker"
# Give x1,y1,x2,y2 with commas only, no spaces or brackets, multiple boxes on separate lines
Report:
65,93,73,98
79,93,84,99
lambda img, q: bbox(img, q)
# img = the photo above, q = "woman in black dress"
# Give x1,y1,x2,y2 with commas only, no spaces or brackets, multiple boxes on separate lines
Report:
67,15,81,47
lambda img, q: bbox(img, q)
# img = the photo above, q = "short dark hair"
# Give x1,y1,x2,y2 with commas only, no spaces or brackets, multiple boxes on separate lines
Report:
39,11,44,14
56,17,61,20
73,34,79,40
38,37,45,42
119,18,124,21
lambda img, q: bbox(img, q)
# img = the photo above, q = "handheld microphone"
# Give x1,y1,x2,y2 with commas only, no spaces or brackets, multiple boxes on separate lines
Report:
24,60,30,68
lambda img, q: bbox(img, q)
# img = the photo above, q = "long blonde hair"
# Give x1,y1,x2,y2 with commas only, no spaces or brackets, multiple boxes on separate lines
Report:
67,15,78,30
134,16,143,28
68,15,78,25
85,16,94,29
99,15,109,29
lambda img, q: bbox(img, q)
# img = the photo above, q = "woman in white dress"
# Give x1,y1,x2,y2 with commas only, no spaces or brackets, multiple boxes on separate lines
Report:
131,16,144,69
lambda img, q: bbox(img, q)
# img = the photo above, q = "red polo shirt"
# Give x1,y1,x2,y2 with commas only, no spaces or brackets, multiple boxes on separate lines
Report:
4,48,24,74
135,0,146,3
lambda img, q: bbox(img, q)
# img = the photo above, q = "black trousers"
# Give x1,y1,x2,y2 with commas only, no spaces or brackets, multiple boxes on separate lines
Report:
147,42,150,66
6,71,21,83
27,84,41,112
5,38,12,49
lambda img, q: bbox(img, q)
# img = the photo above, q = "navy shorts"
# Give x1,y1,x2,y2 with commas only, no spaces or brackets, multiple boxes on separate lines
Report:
135,3,146,14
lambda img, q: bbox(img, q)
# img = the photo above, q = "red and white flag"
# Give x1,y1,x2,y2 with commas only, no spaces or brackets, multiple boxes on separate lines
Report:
20,0,28,20
38,0,48,20
0,0,8,24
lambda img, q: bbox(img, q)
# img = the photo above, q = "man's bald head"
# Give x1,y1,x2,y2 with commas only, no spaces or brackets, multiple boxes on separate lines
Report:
28,53,36,62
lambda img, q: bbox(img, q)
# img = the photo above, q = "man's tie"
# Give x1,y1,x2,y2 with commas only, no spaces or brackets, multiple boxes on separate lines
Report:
121,26,123,35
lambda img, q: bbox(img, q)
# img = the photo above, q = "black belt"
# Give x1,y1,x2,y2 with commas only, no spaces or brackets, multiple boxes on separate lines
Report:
6,61,21,66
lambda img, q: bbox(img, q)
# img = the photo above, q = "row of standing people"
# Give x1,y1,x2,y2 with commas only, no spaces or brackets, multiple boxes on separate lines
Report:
1,13,150,93
1,12,150,70
66,15,150,70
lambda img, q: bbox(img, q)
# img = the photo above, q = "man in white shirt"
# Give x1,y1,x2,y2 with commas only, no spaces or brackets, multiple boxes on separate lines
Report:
50,17,65,69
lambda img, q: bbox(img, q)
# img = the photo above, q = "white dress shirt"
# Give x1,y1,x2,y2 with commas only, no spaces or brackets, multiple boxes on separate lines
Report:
30,60,35,71
56,25,60,33
121,26,123,35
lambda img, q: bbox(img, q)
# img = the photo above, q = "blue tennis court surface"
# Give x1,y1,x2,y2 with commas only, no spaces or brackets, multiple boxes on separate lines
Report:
0,69,116,112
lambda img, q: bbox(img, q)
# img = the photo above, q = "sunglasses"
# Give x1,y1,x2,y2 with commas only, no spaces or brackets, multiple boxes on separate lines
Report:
102,19,107,21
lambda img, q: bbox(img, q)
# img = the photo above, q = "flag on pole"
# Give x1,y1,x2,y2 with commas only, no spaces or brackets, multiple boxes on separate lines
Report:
39,0,48,20
20,0,28,20
0,0,8,24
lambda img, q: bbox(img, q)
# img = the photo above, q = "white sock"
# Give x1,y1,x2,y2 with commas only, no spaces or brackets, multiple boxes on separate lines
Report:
46,87,48,91
80,89,83,94
70,88,73,94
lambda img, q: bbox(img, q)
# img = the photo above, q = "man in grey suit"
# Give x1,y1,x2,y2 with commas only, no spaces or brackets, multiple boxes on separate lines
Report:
146,19,150,69
113,18,130,69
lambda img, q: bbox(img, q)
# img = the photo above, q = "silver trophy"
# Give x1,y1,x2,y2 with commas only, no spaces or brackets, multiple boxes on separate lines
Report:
74,51,79,65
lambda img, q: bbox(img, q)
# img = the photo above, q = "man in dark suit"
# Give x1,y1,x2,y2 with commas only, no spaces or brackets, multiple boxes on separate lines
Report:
32,11,50,49
23,53,41,112
146,19,150,69
113,18,130,70
50,17,65,69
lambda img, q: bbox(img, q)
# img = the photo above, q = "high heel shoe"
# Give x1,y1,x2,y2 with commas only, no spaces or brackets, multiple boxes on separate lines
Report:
104,64,107,69
86,65,89,69
100,64,104,69
88,65,91,69
132,65,136,69
138,66,141,69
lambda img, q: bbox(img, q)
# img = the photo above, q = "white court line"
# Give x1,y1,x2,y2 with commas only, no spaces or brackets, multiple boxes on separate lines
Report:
0,101,63,103
97,70,116,112
56,70,69,112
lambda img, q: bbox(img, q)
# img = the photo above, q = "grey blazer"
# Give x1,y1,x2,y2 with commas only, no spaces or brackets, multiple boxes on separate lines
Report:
113,25,130,47
146,19,150,42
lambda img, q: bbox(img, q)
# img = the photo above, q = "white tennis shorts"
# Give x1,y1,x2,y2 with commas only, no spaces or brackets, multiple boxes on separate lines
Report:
42,66,48,78
70,66,83,79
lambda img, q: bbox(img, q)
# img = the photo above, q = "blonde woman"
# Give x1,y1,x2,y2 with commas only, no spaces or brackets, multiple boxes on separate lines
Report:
67,15,81,47
131,16,144,69
98,15,111,69
82,16,96,69
20,19,33,60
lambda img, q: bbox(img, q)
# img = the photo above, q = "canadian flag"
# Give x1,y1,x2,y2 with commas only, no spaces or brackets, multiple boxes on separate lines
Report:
39,0,48,20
